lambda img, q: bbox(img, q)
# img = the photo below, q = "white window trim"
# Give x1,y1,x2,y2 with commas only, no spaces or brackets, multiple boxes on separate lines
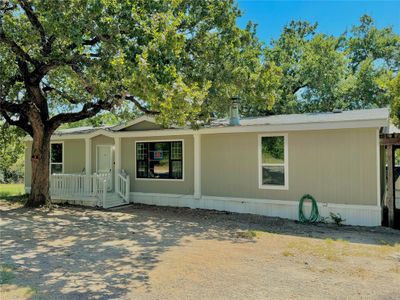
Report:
134,139,185,182
258,133,289,190
50,141,64,174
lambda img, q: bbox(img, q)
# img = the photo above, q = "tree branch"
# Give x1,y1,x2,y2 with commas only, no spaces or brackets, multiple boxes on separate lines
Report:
17,0,46,46
124,95,160,115
0,98,26,114
0,30,39,66
17,0,55,56
66,34,111,50
0,3,16,12
70,65,95,94
48,100,113,129
292,82,309,95
30,55,88,84
0,98,33,135
1,110,33,136
41,84,79,104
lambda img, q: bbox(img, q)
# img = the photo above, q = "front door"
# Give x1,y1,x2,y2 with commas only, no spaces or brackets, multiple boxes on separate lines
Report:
96,145,112,191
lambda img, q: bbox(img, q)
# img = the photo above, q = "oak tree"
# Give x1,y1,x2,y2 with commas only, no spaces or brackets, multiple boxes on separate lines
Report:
0,0,279,206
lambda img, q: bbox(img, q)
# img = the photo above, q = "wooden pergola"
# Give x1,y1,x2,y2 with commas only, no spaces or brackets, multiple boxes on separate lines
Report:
380,133,400,229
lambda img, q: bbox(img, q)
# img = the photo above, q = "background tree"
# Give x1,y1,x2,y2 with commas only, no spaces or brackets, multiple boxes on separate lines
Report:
0,122,25,183
263,15,399,115
0,0,279,207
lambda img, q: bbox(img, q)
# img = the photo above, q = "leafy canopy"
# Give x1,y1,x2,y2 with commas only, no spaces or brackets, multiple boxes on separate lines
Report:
0,0,280,132
264,15,399,116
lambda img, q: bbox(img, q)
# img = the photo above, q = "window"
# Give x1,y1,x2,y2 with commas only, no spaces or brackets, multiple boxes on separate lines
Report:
50,143,63,174
136,141,183,180
259,134,288,189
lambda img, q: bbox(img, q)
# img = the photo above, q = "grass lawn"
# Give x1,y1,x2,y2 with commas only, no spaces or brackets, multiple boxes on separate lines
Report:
0,184,25,197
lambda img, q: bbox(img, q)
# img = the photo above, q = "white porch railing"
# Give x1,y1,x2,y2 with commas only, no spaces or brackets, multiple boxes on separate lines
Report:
50,173,107,207
117,171,130,202
95,172,112,191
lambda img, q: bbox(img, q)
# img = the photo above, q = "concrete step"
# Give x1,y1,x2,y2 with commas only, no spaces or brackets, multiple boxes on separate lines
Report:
98,193,130,208
104,202,128,209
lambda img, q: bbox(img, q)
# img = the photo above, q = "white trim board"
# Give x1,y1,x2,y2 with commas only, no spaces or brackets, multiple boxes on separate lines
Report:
130,192,382,227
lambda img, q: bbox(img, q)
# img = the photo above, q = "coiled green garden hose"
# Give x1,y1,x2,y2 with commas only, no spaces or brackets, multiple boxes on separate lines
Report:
298,194,320,223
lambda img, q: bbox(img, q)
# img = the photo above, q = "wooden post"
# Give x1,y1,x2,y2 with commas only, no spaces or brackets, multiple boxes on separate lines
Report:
386,145,395,228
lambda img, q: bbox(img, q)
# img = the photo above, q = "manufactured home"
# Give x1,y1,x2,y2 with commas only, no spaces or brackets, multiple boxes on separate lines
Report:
24,108,390,226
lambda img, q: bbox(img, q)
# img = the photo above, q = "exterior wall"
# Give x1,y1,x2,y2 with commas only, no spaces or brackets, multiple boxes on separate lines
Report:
24,139,85,188
201,128,379,206
121,135,194,195
64,139,85,173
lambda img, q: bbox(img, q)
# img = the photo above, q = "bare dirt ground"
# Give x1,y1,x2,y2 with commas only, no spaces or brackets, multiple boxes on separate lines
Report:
0,199,399,300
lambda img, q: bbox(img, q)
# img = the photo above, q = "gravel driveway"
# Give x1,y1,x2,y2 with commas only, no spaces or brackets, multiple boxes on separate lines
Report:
0,200,399,299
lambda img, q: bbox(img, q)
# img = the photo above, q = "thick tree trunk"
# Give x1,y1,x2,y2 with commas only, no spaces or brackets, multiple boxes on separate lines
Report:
25,131,52,207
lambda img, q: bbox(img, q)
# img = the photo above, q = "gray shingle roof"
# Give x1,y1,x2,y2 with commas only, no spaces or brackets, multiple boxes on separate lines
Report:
53,108,389,135
54,125,113,135
210,108,389,127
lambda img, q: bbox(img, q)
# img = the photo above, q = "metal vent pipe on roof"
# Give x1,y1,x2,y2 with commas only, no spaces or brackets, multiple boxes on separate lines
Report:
229,96,240,126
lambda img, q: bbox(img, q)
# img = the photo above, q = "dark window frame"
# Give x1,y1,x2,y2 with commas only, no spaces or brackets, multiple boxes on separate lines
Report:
136,140,183,180
50,142,64,174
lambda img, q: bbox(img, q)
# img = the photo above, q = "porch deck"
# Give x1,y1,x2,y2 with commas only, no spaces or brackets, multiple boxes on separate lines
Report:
50,172,130,209
52,192,129,208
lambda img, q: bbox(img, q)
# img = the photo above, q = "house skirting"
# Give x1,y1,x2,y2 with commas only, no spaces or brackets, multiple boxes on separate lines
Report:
130,192,381,227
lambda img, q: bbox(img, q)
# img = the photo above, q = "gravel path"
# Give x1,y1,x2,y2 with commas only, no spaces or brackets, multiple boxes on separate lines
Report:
0,200,399,299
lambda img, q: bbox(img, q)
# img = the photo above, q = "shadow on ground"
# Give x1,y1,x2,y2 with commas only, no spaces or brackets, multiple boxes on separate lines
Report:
0,201,399,299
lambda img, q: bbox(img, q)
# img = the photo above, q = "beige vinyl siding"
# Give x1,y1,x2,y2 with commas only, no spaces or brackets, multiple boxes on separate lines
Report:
64,139,85,173
201,128,378,206
121,135,194,194
24,139,86,187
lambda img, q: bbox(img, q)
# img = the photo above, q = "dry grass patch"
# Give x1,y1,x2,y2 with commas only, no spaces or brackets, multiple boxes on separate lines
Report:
236,230,263,239
286,238,346,261
282,250,295,257
285,236,400,262
0,284,36,300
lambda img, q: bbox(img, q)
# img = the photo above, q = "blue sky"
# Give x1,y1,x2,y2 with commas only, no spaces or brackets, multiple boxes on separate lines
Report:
236,0,400,44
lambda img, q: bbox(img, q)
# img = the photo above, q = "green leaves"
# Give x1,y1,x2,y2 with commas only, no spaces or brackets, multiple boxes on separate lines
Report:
1,0,282,129
265,15,399,115
1,1,398,133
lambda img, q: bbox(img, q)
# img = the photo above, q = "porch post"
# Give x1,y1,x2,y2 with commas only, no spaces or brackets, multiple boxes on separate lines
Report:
194,133,201,199
85,138,92,175
114,137,121,193
85,138,92,194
